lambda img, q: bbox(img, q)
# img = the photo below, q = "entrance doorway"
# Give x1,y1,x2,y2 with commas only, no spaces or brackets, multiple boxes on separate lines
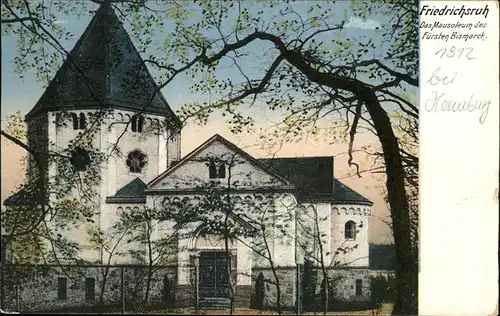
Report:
199,251,230,298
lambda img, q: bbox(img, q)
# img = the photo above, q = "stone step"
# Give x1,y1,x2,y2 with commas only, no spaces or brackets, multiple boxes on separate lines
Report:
199,297,231,308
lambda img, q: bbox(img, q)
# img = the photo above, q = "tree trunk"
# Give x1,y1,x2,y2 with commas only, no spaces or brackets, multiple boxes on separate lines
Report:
312,205,329,315
359,87,416,314
225,163,236,315
144,266,152,303
145,221,154,303
289,55,416,312
323,276,328,315
263,233,282,314
275,48,416,313
99,267,109,304
224,228,235,315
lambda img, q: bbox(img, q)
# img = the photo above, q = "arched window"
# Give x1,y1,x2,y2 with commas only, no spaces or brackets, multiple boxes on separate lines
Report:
55,113,62,127
209,160,217,178
79,113,87,129
218,163,226,178
138,116,145,133
71,113,79,130
131,115,137,132
208,159,226,179
345,221,356,240
126,149,148,173
130,115,144,133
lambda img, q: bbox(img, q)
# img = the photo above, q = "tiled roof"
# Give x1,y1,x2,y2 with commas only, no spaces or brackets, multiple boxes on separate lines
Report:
258,157,373,205
6,152,372,208
257,157,334,201
26,2,179,124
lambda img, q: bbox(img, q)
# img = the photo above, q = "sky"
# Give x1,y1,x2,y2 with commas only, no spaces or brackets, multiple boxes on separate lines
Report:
0,1,401,244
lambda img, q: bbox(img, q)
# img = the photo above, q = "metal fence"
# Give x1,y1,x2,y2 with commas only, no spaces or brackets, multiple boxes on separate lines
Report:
0,263,391,314
0,263,178,314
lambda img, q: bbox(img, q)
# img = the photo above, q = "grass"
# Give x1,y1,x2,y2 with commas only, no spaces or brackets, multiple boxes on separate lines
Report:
28,304,394,315
136,304,394,315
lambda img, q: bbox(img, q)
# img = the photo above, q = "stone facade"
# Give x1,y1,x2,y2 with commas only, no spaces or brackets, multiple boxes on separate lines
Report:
2,3,378,314
1,264,372,312
248,267,372,311
1,265,177,312
251,267,297,309
234,285,252,307
173,284,195,308
321,268,372,302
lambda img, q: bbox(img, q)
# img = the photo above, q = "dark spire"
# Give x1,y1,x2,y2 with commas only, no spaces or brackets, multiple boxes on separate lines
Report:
26,2,179,125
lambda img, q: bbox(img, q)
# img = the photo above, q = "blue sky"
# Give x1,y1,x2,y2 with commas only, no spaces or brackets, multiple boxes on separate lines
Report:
1,1,389,120
1,1,401,244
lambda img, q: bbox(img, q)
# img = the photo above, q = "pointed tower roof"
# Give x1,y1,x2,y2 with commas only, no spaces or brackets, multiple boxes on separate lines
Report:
26,2,179,125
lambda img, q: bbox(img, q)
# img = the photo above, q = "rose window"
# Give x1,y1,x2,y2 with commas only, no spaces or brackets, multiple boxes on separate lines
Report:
126,150,148,173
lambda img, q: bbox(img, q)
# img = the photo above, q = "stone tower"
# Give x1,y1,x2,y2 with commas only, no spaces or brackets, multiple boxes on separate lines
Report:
24,2,181,262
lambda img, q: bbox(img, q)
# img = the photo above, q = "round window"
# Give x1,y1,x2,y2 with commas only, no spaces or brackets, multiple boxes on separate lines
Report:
126,150,147,173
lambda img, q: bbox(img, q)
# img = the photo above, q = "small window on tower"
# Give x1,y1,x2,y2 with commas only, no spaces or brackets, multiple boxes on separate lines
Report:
71,113,79,130
79,113,87,129
131,115,144,133
344,221,356,240
138,116,144,133
131,115,137,132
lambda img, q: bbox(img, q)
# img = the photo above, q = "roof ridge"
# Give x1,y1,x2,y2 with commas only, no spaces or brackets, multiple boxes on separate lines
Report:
26,3,179,124
258,155,334,159
147,134,293,188
26,5,106,118
332,178,373,205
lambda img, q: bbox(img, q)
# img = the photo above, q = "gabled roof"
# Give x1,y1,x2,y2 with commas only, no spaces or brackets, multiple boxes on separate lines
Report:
147,134,293,189
105,178,147,204
26,2,179,125
146,134,371,206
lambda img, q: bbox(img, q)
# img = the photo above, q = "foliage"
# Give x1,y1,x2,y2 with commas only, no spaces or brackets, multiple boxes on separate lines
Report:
1,111,105,273
371,275,397,304
2,0,419,313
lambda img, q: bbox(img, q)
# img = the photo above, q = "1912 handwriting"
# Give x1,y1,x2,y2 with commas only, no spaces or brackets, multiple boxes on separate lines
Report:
434,46,477,60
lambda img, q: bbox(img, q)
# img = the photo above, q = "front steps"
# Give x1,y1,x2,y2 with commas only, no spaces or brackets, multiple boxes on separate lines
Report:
199,297,231,308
